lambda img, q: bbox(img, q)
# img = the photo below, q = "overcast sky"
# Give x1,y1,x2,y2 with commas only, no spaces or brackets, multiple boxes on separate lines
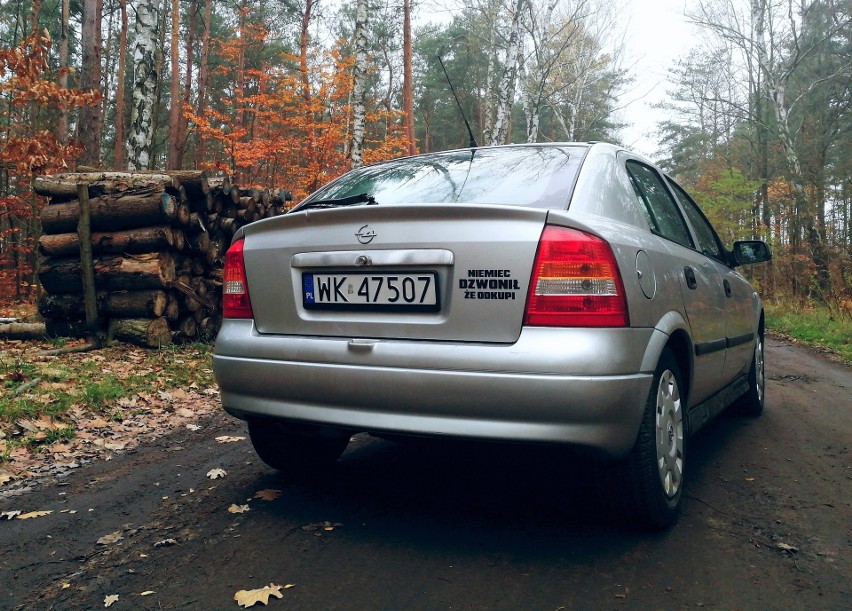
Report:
417,0,699,159
615,0,697,159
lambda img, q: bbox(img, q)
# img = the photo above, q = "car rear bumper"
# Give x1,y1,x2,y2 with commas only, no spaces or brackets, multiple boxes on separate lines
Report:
214,321,657,459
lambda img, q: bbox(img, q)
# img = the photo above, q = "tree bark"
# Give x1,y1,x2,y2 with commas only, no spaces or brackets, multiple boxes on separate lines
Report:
39,225,175,257
77,184,100,337
58,0,70,144
112,0,128,169
108,317,172,347
39,252,176,294
41,192,179,234
195,0,213,167
491,0,525,146
350,0,369,169
403,0,416,155
78,0,103,167
0,323,47,339
39,290,168,319
167,0,182,169
127,0,160,170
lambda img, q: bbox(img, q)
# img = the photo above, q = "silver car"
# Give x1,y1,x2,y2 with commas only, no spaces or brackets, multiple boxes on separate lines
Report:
213,142,770,529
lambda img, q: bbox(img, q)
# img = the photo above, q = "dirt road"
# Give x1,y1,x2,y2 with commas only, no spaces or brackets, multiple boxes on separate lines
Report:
1,336,849,610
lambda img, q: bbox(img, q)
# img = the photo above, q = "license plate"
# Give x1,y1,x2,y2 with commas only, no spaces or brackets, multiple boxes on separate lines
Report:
303,272,439,311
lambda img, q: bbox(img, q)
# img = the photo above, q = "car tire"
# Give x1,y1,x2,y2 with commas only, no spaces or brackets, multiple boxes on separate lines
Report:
247,420,350,473
733,326,765,417
597,348,686,530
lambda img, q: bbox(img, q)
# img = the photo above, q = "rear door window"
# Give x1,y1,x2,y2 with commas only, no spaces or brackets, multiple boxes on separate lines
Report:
626,161,694,248
667,179,726,262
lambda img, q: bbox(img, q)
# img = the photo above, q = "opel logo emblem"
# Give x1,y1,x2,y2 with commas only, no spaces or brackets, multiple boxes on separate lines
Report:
355,225,376,244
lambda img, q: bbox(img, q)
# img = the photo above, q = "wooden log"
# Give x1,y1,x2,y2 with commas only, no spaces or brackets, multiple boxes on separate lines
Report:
165,292,180,321
108,317,172,348
174,316,197,340
33,178,120,202
0,322,47,339
41,191,179,234
172,229,187,252
237,196,256,215
39,290,168,319
38,225,175,257
76,183,99,340
218,216,240,235
188,231,211,253
38,172,182,196
39,252,175,294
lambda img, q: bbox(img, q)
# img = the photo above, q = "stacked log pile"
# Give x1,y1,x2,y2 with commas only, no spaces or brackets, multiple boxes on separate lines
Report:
35,171,291,347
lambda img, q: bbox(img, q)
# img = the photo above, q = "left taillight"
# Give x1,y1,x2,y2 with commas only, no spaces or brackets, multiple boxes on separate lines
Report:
223,238,254,319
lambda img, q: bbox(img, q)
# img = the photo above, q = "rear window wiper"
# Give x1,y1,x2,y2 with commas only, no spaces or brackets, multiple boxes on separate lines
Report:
294,192,377,211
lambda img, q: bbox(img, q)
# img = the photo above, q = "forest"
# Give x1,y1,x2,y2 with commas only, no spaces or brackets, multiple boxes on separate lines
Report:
0,0,849,311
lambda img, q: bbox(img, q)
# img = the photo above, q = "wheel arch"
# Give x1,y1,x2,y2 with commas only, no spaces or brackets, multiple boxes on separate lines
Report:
642,311,694,408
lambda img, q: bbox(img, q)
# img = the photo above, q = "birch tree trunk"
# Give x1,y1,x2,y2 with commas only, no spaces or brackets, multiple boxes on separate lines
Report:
350,0,369,169
491,0,526,146
127,0,160,171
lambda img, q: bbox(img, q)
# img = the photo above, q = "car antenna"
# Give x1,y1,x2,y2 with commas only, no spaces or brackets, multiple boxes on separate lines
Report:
437,55,478,148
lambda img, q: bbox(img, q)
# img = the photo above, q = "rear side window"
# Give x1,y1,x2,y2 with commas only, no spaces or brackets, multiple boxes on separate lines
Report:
667,179,725,261
626,161,694,248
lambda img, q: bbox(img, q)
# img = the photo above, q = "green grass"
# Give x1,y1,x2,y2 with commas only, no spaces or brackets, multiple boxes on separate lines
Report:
765,301,851,364
0,342,216,451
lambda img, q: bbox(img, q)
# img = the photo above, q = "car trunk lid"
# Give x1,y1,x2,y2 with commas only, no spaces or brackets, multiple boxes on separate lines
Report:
240,204,549,343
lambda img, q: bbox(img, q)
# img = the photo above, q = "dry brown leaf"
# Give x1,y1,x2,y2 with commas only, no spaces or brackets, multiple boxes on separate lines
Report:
0,473,13,486
104,594,119,607
154,538,177,547
140,591,155,596
215,436,245,443
97,531,124,545
254,489,282,502
207,468,227,479
17,510,53,520
228,504,250,514
234,583,285,608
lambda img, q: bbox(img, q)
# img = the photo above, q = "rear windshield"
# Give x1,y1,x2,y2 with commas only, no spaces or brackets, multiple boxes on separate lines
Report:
298,145,587,210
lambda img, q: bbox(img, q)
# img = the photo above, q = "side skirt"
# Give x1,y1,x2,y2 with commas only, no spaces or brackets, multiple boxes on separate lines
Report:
686,375,749,436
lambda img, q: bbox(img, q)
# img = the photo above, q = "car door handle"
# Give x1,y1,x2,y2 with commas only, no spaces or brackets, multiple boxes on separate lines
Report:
684,266,697,289
723,279,732,297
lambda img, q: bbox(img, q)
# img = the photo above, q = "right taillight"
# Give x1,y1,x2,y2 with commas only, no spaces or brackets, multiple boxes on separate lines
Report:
223,238,254,319
524,225,629,327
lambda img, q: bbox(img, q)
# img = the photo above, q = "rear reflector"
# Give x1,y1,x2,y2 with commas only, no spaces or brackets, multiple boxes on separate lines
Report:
524,226,629,327
223,238,254,319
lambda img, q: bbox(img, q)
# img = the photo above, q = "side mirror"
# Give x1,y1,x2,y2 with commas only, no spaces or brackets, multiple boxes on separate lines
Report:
732,240,771,266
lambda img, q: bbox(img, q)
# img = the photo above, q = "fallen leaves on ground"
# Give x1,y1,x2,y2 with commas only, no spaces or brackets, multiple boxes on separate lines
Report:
0,473,13,486
16,510,53,519
97,531,124,545
140,591,155,596
207,468,227,479
228,504,250,514
216,435,245,443
2,510,21,520
234,583,293,608
104,594,119,607
154,538,178,547
254,489,282,502
302,521,341,535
